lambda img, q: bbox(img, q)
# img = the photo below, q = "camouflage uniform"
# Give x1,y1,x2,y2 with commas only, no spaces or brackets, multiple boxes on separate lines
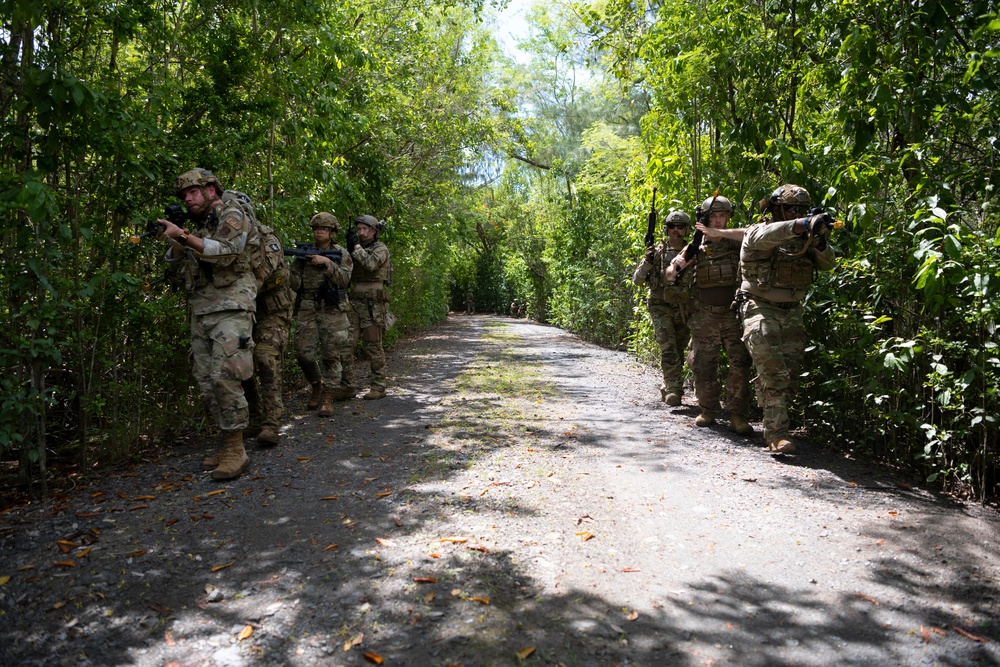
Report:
290,234,353,397
633,241,691,401
165,188,257,433
688,236,752,422
244,230,293,440
344,218,392,394
739,186,836,450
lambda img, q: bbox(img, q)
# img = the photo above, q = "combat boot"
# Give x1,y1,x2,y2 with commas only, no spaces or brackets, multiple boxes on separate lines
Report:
363,385,387,400
257,426,280,447
767,436,797,454
695,411,715,427
664,393,682,406
211,430,249,480
244,423,262,439
331,386,357,401
318,389,337,417
201,443,223,471
729,413,754,436
307,382,324,410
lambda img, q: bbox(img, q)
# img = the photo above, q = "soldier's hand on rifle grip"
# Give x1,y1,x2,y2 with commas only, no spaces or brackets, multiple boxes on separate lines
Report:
310,254,333,267
807,212,834,237
644,247,655,264
345,228,360,251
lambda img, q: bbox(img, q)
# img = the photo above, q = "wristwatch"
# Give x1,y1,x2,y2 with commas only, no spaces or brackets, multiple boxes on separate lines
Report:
177,234,189,246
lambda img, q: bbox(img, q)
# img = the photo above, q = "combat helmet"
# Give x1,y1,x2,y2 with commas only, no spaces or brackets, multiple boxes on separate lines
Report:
310,212,340,233
175,168,223,197
664,210,691,227
354,215,384,234
765,184,811,220
701,195,734,214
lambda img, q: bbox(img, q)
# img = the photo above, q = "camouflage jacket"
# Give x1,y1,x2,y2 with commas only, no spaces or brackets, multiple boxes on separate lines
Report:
288,243,353,311
350,241,391,286
165,198,257,315
739,219,836,302
632,243,691,306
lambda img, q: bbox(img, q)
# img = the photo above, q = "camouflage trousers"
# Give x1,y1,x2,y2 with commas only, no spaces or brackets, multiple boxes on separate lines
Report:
649,300,689,395
688,302,752,418
740,297,806,442
345,295,387,389
295,306,352,388
243,304,292,429
190,309,255,431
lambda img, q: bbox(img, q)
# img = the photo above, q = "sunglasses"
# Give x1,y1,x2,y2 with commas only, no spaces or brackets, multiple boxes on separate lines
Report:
665,224,687,230
782,204,810,215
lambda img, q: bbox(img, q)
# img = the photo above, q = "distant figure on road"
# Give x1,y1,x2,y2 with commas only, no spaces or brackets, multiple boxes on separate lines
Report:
510,299,520,318
517,301,527,318
466,289,475,315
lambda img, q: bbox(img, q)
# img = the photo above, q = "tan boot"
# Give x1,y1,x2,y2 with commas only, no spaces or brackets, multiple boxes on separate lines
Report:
211,430,249,480
729,413,754,436
363,385,386,400
257,426,280,447
201,447,222,471
244,423,262,439
330,386,357,401
307,382,324,410
695,411,715,427
767,436,797,454
318,389,337,417
664,393,682,406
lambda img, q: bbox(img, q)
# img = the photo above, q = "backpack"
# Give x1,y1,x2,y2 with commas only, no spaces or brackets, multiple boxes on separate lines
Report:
221,190,289,295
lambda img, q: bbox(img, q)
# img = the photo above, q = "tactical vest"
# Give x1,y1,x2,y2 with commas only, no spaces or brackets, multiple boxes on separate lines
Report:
694,238,739,289
184,200,255,290
740,235,815,295
352,241,391,283
649,245,690,305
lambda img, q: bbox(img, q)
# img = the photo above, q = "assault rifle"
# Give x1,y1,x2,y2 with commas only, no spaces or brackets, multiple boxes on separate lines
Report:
673,189,718,282
644,187,657,249
130,203,188,244
790,207,844,255
284,242,343,263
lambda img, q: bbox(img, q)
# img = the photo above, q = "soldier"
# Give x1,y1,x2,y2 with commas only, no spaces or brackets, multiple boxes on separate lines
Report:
289,213,353,416
344,215,392,400
737,184,837,453
633,210,692,405
517,301,527,318
243,218,293,446
159,168,257,480
666,196,753,434
510,299,520,317
466,289,475,315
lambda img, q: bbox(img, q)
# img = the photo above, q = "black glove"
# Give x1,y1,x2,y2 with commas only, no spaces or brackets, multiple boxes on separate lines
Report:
345,228,360,250
644,247,655,264
807,212,834,237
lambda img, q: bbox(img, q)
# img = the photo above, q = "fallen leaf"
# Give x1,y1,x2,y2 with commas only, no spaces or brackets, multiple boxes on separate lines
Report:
363,653,384,665
128,504,149,511
888,511,898,517
165,631,176,646
127,550,146,558
53,600,67,609
439,537,468,544
575,531,594,542
413,576,437,583
297,457,312,462
134,495,157,501
211,562,234,572
621,567,641,573
921,625,931,643
953,626,986,643
468,545,489,553
627,610,639,621
424,591,436,603
238,625,254,641
16,564,35,572
75,548,91,558
75,512,100,518
320,495,340,501
165,518,179,527
375,491,393,498
0,576,9,585
930,627,946,636
56,540,77,553
517,646,536,659
207,490,226,496
323,544,339,551
853,593,879,605
429,553,441,558
343,632,364,651
375,538,394,547
451,588,463,597
470,596,489,604
394,518,402,527
54,561,76,568
895,482,913,491
201,514,215,520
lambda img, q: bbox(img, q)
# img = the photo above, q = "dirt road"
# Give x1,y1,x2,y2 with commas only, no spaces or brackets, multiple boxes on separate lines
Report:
2,315,999,666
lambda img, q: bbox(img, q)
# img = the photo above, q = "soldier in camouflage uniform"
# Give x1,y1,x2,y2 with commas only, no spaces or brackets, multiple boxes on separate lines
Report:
344,215,392,400
510,299,519,317
290,213,354,417
666,196,754,435
633,210,692,405
738,184,836,453
159,168,257,480
243,222,293,447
